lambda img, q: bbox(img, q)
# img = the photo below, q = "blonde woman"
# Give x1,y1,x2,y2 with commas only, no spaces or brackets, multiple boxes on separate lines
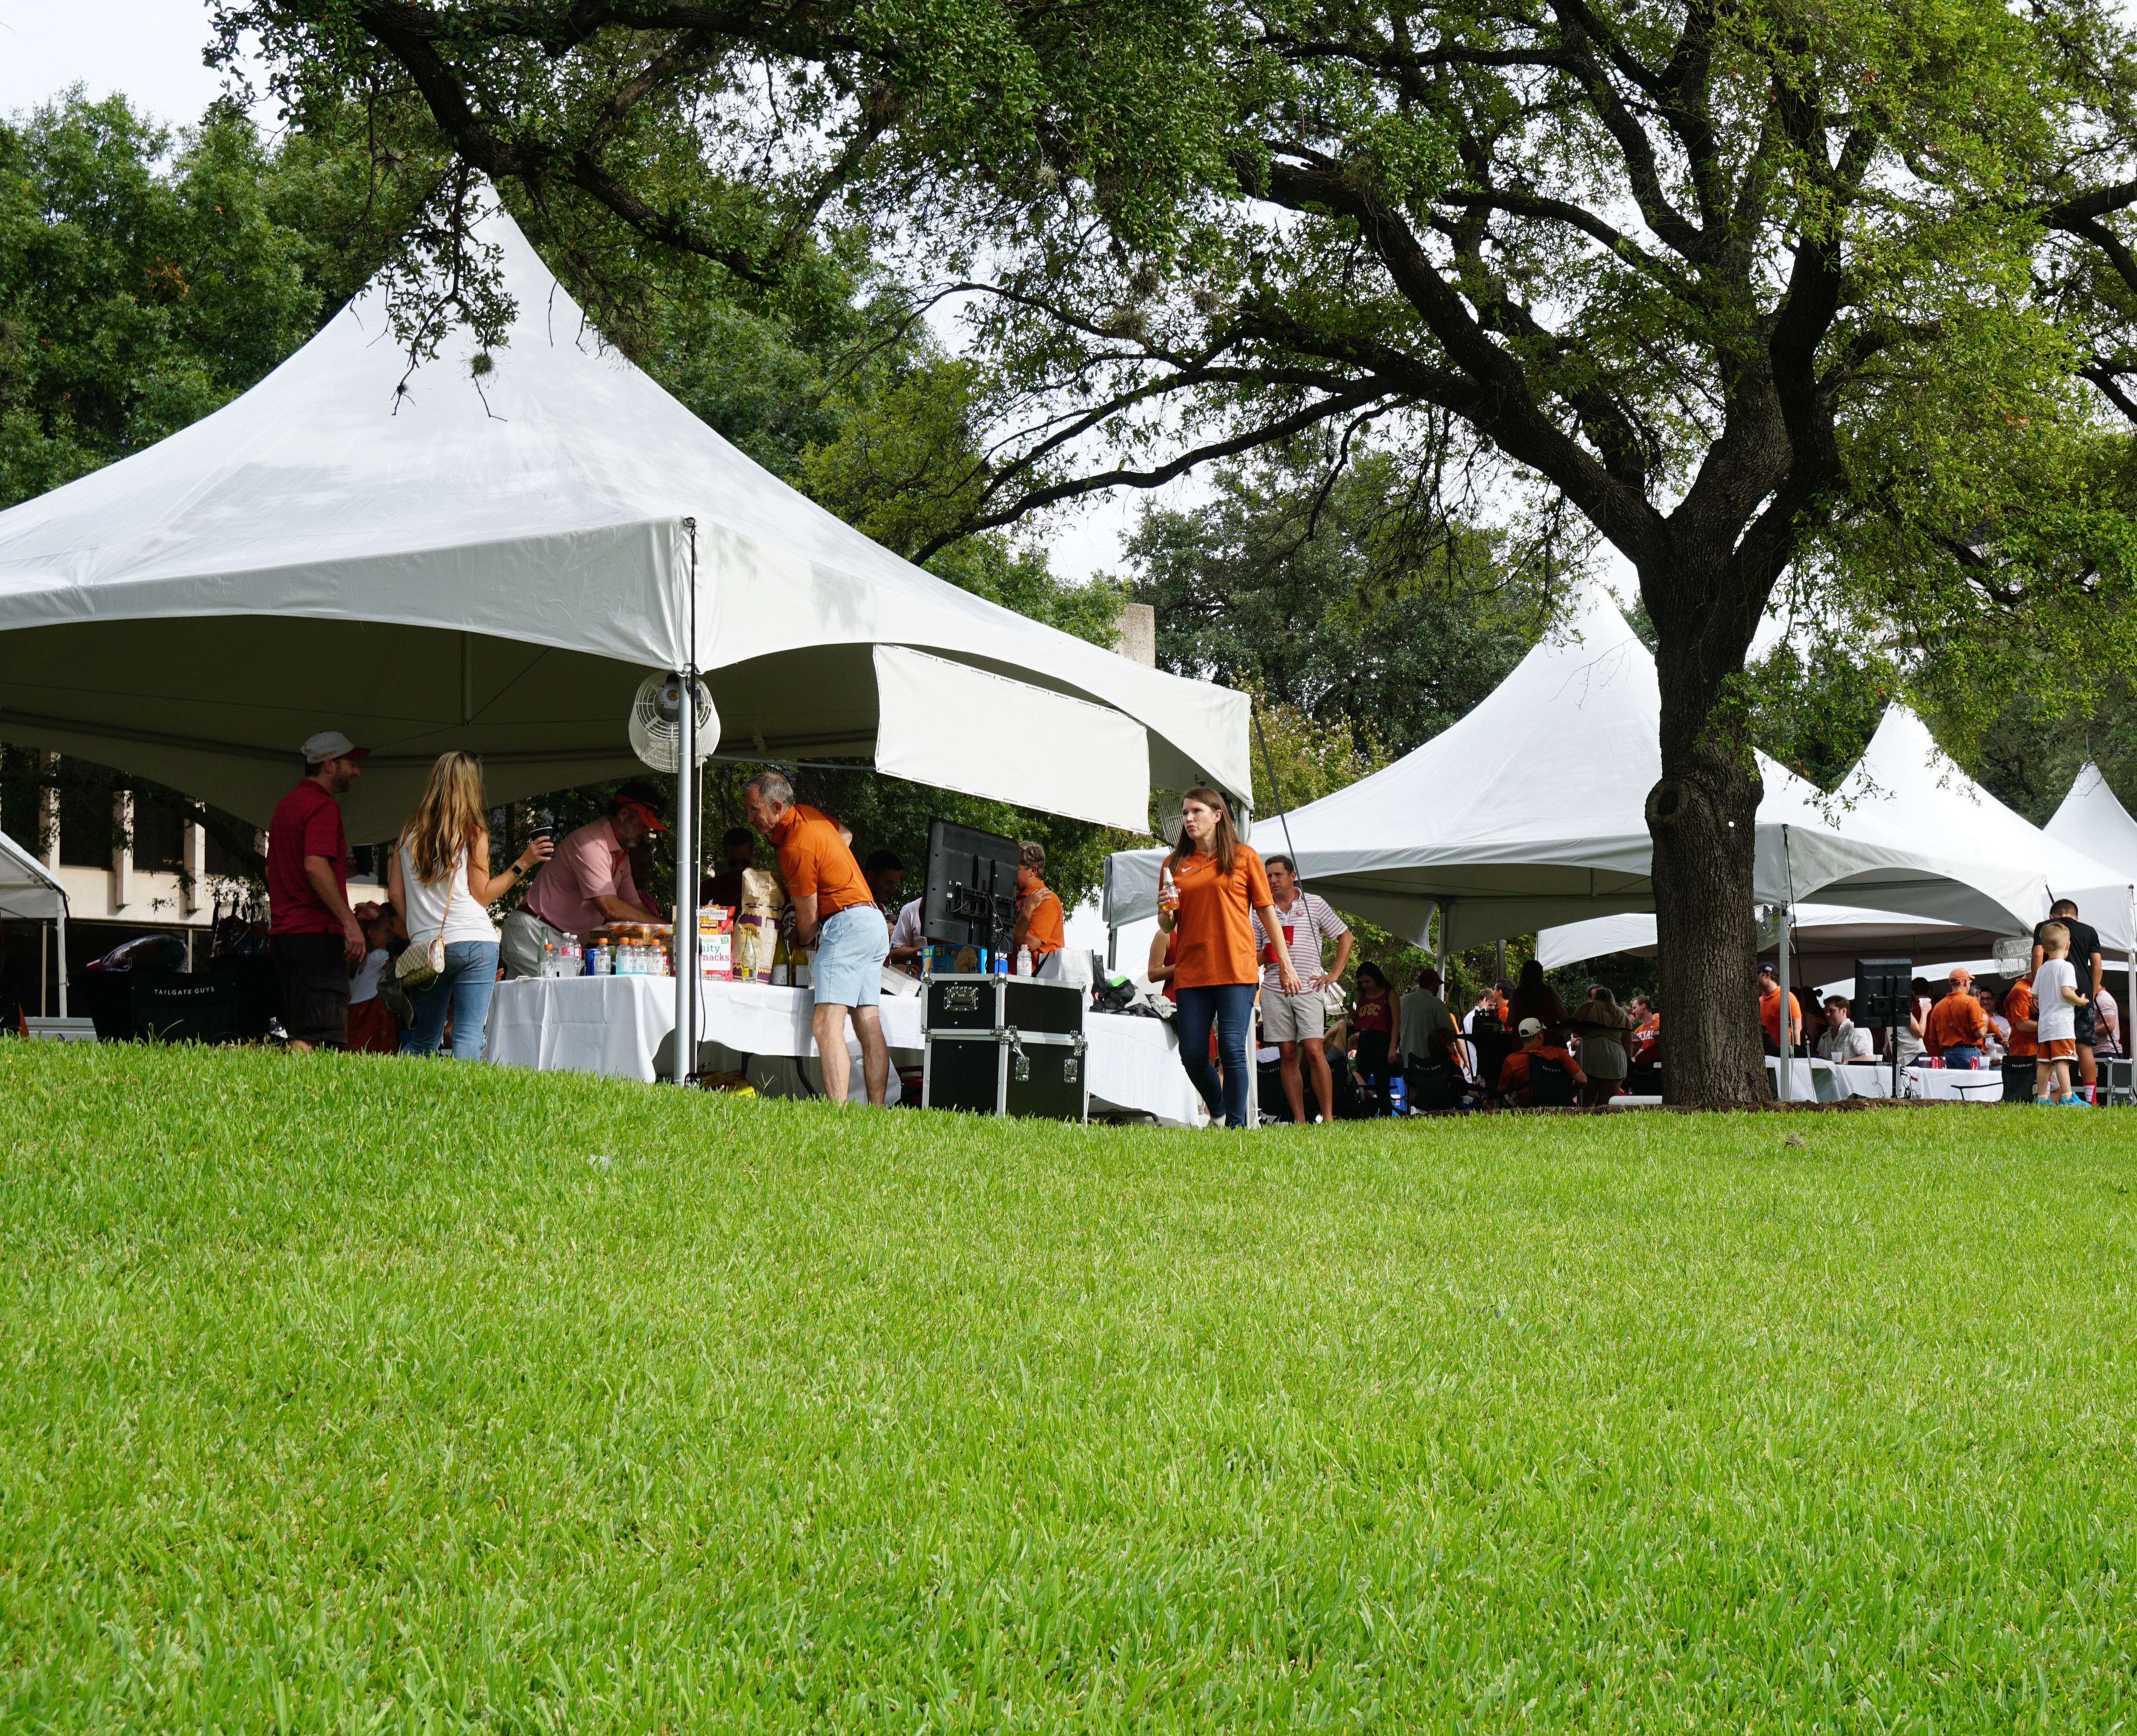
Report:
388,752,552,1059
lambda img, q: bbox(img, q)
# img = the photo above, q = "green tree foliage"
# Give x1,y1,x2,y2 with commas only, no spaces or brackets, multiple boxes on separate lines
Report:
0,92,324,510
1121,456,1557,759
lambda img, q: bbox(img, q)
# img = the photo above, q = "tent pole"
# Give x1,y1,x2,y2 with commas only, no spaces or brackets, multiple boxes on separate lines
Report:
1775,904,1792,1103
672,519,700,1088
55,902,67,1019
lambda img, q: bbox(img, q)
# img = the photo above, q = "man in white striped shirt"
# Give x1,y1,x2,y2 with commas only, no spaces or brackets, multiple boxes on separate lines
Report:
1251,855,1353,1124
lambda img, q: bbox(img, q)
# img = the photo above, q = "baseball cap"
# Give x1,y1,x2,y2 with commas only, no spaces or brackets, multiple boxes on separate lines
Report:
302,729,370,763
616,796,668,833
1757,962,1776,977
1517,1017,1545,1038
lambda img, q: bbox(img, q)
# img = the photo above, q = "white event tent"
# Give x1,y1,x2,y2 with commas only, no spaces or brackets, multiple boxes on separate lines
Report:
0,828,69,1016
1835,710,2134,954
1539,904,1995,981
1106,582,2041,949
2047,763,2137,906
0,198,1248,844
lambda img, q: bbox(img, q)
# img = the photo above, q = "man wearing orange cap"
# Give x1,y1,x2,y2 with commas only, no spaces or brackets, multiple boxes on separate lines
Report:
503,782,667,977
1923,967,1989,1067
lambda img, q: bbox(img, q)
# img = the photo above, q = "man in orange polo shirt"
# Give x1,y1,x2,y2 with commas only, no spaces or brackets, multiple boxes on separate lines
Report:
1757,963,1801,1056
2003,973,2038,1073
1013,839,1066,962
743,772,889,1105
1924,967,1989,1066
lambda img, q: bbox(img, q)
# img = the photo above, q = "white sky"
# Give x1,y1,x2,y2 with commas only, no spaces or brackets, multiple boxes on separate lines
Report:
0,1,248,128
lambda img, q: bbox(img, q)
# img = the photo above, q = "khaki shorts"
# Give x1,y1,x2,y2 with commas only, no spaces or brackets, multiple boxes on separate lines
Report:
1261,989,1326,1044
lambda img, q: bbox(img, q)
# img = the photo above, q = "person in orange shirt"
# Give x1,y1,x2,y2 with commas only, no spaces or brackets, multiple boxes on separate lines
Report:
743,772,889,1105
1756,963,1801,1056
1923,967,1989,1066
1496,1018,1587,1106
1627,993,1660,1063
1013,839,1066,961
1156,784,1298,1128
2003,975,2038,1064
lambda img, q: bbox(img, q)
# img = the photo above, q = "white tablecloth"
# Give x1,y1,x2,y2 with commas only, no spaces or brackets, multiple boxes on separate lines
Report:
485,976,1207,1122
1823,1060,2007,1101
1769,1055,2009,1101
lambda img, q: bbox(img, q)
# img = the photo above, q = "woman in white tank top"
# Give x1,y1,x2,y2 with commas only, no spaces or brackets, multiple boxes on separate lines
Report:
388,752,552,1059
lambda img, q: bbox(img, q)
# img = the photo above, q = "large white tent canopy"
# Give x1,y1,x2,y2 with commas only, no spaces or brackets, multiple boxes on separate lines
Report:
1836,710,2134,953
1106,583,2042,945
2046,762,2137,901
0,198,1245,840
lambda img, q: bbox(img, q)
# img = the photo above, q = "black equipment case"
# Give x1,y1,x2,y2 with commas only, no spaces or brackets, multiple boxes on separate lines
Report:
922,975,1088,1120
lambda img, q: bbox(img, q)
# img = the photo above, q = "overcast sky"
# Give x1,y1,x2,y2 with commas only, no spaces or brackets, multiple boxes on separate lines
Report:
0,1,250,128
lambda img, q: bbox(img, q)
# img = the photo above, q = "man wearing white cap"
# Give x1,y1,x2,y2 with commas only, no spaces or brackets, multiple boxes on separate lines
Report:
268,730,369,1050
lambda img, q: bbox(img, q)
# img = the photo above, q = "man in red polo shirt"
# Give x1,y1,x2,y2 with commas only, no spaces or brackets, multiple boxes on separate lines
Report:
267,729,369,1050
742,771,889,1105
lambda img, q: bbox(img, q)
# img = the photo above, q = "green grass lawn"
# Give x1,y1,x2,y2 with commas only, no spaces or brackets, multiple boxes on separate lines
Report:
3,1045,2135,1732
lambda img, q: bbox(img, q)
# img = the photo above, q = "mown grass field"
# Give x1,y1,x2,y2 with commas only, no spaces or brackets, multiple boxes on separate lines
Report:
2,1043,2135,1732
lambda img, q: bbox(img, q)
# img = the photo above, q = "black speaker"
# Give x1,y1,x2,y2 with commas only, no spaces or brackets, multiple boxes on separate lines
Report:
1854,957,1913,1028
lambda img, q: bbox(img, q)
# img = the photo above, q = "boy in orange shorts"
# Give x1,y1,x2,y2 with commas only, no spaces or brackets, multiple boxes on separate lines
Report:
2031,922,2088,1106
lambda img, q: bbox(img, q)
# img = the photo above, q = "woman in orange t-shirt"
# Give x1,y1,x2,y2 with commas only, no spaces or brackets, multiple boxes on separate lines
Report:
1157,785,1298,1127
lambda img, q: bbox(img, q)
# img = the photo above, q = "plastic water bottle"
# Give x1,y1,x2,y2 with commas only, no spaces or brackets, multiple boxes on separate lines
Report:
1016,946,1033,977
993,950,1009,976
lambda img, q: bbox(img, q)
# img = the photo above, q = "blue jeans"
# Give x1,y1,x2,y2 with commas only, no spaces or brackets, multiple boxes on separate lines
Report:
401,940,501,1059
1175,982,1258,1128
1941,1044,1982,1069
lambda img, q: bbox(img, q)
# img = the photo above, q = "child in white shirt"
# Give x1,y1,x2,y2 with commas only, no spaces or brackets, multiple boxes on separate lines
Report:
2032,922,2088,1106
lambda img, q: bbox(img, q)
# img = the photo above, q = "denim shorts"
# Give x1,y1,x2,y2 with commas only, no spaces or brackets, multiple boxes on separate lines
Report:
812,904,889,1008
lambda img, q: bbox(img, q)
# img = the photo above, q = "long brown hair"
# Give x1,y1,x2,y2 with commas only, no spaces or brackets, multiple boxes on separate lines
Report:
1165,785,1240,879
403,751,488,886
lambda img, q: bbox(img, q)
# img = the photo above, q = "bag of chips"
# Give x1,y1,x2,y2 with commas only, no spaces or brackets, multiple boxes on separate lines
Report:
733,868,787,983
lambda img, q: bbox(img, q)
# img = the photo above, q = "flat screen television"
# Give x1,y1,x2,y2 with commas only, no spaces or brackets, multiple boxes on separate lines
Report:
922,819,1019,957
1852,957,1914,1028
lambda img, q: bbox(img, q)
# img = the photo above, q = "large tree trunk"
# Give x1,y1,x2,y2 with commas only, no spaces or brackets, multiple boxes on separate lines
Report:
1645,622,1767,1106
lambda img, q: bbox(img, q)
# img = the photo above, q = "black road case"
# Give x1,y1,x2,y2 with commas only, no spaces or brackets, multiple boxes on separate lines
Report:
921,974,1088,1120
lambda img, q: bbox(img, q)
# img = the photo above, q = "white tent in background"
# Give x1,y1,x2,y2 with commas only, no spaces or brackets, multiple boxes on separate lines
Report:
2045,760,2137,988
0,829,69,1015
0,197,1246,841
2047,763,2137,888
1105,582,2041,945
0,829,65,924
1837,710,2134,952
1539,904,2004,981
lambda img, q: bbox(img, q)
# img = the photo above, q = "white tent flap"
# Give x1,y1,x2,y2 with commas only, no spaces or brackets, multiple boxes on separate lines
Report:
0,829,66,923
873,647,1150,831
